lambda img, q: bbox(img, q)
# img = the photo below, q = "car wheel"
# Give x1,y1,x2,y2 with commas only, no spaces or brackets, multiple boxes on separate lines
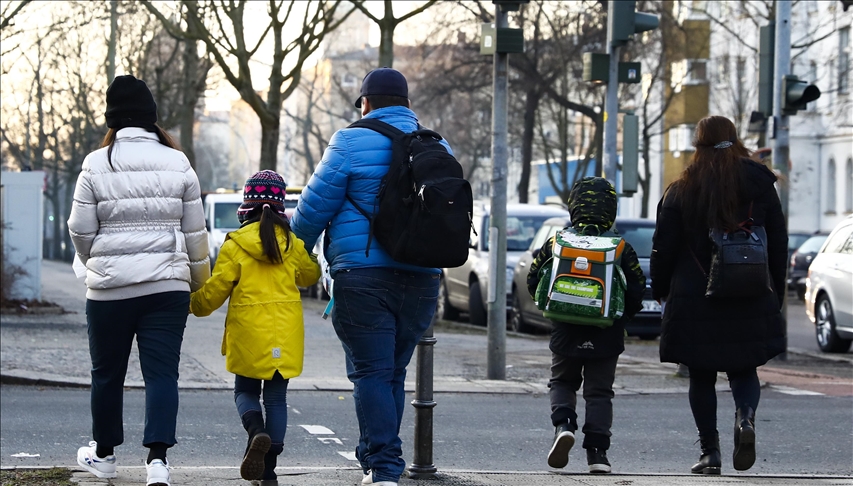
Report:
436,279,459,321
815,295,852,353
468,280,487,327
508,290,528,333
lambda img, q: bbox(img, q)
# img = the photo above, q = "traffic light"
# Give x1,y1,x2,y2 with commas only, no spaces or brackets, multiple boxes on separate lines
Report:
609,0,660,46
781,75,821,115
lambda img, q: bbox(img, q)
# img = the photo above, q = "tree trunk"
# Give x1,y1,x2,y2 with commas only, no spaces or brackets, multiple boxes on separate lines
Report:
519,89,541,204
107,1,117,83
378,21,395,67
640,130,652,218
179,38,203,169
259,120,281,172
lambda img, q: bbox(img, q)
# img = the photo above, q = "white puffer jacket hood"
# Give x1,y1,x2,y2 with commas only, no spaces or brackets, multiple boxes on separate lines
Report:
67,127,210,300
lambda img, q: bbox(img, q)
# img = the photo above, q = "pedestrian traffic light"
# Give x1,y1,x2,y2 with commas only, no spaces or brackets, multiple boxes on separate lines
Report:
781,75,821,115
609,0,660,46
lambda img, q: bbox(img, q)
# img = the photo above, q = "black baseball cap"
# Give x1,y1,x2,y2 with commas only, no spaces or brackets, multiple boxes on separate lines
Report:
354,67,409,108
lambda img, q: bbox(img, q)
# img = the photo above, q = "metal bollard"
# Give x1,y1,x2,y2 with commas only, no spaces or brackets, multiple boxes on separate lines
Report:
407,323,437,479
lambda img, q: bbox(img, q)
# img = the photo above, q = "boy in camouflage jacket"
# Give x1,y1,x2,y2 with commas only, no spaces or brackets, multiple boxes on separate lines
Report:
527,177,645,473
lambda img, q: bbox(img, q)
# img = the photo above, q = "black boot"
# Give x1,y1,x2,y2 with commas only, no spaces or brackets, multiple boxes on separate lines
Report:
733,406,756,471
240,411,271,480
690,432,721,475
261,442,283,482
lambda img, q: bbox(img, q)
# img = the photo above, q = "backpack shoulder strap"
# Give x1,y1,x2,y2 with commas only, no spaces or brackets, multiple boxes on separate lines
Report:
347,118,407,139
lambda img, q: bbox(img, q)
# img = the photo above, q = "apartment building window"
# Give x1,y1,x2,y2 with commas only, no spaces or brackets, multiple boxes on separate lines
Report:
840,27,850,95
717,55,730,85
827,158,837,214
341,73,358,88
846,158,853,213
671,59,708,92
668,125,695,154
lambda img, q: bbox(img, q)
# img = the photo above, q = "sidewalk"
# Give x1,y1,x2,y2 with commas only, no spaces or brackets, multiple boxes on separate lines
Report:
1,260,707,396
0,466,850,485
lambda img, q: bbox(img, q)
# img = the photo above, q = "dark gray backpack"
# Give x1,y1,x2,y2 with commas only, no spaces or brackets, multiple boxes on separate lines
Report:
691,203,773,298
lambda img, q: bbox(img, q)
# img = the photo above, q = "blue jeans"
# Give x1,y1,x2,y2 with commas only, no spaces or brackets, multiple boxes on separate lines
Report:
86,291,189,448
331,268,439,483
234,372,290,451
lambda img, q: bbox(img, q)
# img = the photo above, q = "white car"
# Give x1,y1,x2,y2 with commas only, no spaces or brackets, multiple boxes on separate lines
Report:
204,192,243,268
437,201,570,326
805,215,853,353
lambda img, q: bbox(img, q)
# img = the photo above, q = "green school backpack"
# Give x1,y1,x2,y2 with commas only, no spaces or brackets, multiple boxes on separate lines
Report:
534,228,627,328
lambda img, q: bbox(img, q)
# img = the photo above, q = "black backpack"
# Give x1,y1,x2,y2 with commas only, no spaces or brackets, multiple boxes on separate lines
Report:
690,202,773,298
345,118,473,268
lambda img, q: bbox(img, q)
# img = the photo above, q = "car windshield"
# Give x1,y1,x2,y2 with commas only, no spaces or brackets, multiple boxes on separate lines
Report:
213,202,241,230
788,234,811,252
483,215,552,251
616,224,654,258
797,235,828,253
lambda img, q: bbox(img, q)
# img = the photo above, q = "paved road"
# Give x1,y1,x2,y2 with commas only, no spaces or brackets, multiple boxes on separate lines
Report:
2,385,851,476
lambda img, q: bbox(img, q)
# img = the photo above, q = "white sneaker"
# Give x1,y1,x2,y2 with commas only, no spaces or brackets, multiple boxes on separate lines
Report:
361,470,397,485
146,458,170,486
76,441,116,479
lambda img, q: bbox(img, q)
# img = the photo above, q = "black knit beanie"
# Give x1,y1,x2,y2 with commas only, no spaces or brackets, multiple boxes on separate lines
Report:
105,75,157,129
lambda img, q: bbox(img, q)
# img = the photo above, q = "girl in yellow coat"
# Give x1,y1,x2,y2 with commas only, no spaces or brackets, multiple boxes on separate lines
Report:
190,171,320,485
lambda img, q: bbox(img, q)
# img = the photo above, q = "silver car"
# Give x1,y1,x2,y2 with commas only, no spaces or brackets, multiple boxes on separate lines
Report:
436,202,570,326
805,215,853,353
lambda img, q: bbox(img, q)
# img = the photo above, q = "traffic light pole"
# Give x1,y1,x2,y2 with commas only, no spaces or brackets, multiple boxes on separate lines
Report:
603,42,620,182
772,0,791,361
487,3,508,380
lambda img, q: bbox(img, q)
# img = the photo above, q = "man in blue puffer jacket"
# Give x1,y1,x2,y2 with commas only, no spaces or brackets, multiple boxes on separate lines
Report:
291,68,452,486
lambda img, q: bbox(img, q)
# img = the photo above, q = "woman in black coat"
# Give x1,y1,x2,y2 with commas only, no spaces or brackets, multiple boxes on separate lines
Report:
651,116,787,475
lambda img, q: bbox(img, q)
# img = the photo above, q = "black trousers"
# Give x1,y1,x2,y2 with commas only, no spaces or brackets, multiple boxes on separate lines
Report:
549,354,619,450
688,367,760,436
86,291,189,448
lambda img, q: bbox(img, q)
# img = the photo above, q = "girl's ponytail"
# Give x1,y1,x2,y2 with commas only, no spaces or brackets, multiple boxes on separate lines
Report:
258,204,292,264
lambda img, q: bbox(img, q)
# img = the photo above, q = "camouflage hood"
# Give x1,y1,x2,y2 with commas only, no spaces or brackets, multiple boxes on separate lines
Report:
567,177,617,235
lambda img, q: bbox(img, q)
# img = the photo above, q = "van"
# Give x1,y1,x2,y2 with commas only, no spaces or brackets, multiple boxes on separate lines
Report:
204,187,303,268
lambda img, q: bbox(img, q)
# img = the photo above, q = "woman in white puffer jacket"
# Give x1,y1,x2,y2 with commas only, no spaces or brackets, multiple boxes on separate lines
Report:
67,75,210,486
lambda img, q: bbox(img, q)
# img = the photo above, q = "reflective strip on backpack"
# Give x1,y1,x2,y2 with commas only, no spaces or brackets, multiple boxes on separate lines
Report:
546,292,603,308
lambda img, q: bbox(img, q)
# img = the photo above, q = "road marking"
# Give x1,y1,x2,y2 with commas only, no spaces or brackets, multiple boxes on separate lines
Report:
299,425,335,434
770,385,824,396
318,437,343,445
338,451,357,461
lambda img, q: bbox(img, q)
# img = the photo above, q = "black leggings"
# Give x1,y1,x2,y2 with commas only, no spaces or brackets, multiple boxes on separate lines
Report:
688,367,760,436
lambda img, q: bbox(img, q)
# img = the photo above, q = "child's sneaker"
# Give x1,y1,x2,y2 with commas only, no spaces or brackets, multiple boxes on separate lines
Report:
145,458,170,486
546,424,575,469
587,447,611,474
76,441,117,479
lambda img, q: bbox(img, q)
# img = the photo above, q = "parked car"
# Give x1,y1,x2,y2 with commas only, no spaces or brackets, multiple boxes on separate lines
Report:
204,192,243,268
788,232,814,265
788,233,829,300
805,215,853,353
509,217,661,339
436,202,571,326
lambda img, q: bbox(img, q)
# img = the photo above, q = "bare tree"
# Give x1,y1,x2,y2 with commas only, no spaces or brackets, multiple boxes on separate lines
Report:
143,0,354,172
0,0,31,31
349,0,438,67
